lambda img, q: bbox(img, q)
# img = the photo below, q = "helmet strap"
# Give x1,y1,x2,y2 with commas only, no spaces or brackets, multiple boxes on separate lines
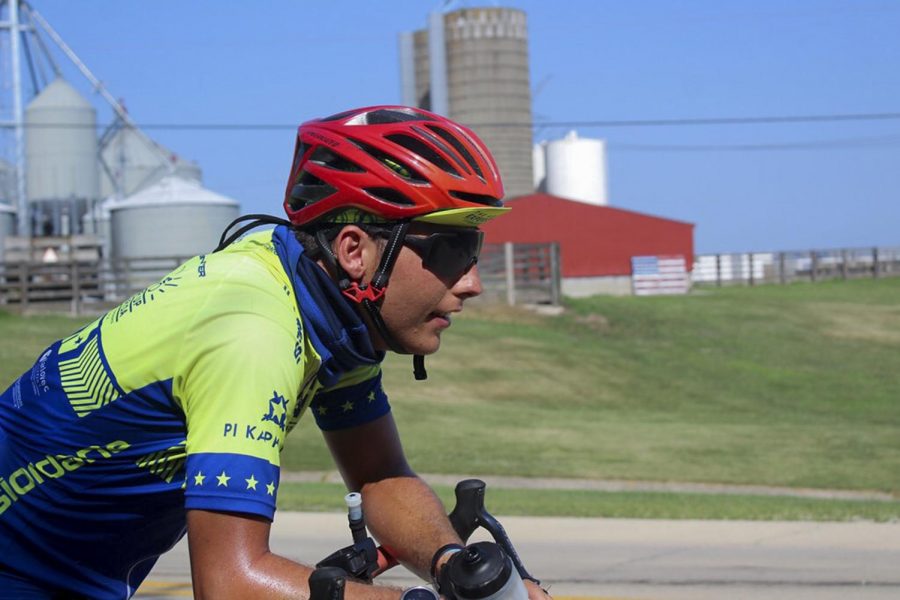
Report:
315,222,428,381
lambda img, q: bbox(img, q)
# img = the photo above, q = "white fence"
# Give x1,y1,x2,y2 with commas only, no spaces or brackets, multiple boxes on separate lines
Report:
693,246,900,286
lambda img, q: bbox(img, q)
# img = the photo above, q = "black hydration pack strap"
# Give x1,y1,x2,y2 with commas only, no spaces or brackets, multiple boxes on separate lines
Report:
215,214,293,252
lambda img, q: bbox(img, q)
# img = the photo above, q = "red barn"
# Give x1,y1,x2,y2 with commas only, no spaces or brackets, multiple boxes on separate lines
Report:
481,193,694,296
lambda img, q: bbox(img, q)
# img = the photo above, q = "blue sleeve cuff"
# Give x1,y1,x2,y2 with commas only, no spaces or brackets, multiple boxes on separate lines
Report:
311,372,391,431
183,453,280,520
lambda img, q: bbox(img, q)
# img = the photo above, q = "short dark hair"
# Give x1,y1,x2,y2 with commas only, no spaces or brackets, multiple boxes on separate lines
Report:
293,224,391,260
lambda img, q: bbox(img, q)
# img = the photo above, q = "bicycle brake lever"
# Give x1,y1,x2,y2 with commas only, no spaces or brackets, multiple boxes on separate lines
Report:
448,479,539,584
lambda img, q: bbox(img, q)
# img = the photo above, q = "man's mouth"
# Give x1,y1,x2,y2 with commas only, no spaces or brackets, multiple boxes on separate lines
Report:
428,311,452,326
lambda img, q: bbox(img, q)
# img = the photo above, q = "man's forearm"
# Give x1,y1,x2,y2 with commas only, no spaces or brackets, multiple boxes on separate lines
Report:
359,474,462,581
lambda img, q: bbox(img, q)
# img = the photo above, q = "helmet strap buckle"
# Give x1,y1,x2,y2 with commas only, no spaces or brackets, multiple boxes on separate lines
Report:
341,281,386,304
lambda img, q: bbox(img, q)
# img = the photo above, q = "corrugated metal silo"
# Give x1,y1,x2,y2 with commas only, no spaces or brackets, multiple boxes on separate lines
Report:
545,131,608,206
109,175,239,267
25,78,99,234
99,127,203,198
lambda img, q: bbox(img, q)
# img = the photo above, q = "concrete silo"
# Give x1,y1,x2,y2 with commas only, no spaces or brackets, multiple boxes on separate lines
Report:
544,131,608,206
401,7,534,199
109,175,239,285
25,78,100,236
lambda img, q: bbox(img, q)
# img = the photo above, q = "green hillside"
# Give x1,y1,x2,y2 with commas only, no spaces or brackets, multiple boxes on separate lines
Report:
2,277,898,494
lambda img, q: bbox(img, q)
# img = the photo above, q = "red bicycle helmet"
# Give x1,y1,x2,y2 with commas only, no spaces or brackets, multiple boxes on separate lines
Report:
284,106,509,228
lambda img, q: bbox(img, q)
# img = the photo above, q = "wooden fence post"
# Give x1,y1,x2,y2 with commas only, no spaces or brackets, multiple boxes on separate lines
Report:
778,252,787,284
873,247,880,279
748,253,755,286
840,249,848,280
71,260,81,316
715,254,722,287
504,242,515,306
19,262,28,310
810,251,818,282
549,242,562,306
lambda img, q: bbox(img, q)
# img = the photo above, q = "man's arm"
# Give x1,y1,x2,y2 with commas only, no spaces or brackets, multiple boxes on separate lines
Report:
186,509,403,599
324,413,553,599
323,412,461,581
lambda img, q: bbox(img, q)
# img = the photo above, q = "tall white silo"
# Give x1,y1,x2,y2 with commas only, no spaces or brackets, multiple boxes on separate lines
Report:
25,78,100,235
544,131,608,206
109,175,240,286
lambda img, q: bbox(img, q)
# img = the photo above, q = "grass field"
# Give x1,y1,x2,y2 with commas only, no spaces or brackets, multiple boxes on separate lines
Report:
1,277,898,505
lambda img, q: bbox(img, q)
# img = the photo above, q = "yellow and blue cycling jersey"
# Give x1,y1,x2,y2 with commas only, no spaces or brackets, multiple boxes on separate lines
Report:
0,226,390,599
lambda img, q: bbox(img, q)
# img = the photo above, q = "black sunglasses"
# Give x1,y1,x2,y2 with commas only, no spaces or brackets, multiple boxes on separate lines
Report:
402,228,484,281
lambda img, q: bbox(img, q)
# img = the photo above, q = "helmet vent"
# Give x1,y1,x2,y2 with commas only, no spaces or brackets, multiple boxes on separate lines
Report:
349,138,428,184
364,187,416,207
449,190,503,207
310,146,365,172
348,108,434,125
290,171,338,208
386,134,461,178
424,125,485,182
411,125,471,176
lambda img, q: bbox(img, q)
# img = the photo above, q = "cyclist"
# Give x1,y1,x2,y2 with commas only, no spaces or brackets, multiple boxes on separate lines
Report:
0,106,549,599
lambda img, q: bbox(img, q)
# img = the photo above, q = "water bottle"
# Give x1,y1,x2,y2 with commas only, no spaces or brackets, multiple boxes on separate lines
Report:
444,542,528,600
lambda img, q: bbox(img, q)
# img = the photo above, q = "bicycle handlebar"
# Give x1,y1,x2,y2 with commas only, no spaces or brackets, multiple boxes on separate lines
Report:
310,479,537,598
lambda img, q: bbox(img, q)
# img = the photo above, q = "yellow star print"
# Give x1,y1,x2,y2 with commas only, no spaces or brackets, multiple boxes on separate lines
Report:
367,391,376,403
318,406,328,416
266,482,276,496
341,400,354,412
194,472,206,486
245,475,259,490
216,471,231,487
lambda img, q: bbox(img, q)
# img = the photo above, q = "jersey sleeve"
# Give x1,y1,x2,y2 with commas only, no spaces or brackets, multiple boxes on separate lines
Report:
310,365,390,431
175,289,305,521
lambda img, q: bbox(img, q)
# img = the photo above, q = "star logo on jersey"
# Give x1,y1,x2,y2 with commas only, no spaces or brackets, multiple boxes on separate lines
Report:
341,400,354,413
194,471,206,486
216,471,231,487
262,391,288,432
266,482,276,496
367,391,376,403
245,474,259,490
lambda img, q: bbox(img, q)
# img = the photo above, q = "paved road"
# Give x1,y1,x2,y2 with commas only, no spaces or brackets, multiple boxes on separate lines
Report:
138,514,900,599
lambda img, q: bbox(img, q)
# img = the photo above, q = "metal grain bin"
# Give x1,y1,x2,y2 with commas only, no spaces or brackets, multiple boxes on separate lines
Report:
109,175,239,289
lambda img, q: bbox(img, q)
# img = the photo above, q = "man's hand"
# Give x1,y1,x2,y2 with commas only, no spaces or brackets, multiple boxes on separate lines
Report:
186,509,402,599
524,578,553,599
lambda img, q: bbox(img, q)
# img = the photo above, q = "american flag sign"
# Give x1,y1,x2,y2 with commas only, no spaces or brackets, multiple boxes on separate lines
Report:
631,255,691,296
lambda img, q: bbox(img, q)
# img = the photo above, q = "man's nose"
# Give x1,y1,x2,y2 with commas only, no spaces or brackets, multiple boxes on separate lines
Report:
454,264,483,298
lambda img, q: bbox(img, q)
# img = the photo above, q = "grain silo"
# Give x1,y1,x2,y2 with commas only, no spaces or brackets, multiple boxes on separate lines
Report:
99,127,202,199
544,131,608,206
109,175,239,273
25,78,99,235
401,7,534,198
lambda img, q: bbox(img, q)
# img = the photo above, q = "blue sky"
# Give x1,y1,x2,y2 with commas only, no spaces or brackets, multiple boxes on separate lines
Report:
4,0,900,253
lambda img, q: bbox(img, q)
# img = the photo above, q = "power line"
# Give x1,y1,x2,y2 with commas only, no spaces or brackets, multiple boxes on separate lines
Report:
3,111,900,131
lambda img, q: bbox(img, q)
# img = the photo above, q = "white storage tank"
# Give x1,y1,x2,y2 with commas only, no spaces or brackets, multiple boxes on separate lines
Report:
544,130,608,206
109,175,240,264
532,142,547,192
25,78,99,234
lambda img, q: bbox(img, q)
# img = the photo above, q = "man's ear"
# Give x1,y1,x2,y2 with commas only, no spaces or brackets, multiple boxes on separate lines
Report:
332,225,376,281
